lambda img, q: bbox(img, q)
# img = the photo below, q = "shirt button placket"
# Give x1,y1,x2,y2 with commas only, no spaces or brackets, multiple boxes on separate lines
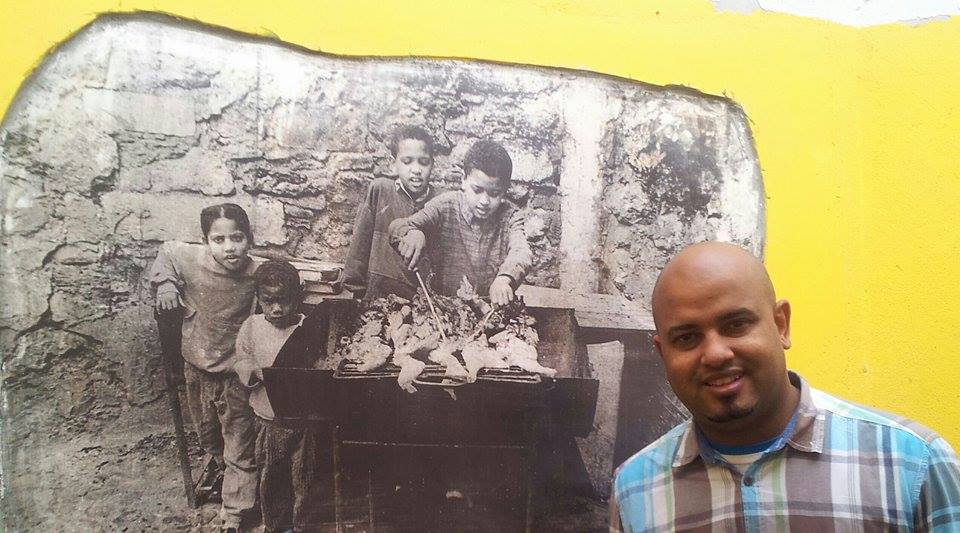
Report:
741,471,759,533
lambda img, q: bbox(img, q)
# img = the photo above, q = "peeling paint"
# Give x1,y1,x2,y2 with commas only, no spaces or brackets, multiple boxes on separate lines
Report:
712,0,959,27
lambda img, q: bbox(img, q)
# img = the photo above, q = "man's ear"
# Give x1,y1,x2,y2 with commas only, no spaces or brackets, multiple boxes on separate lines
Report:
774,299,792,349
653,333,664,359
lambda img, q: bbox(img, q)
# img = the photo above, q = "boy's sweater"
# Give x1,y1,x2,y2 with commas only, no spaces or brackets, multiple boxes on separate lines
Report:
343,178,435,300
234,314,304,420
149,241,258,373
388,190,532,297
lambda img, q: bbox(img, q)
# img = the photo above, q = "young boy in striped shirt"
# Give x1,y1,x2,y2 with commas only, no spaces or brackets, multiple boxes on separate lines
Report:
389,139,532,306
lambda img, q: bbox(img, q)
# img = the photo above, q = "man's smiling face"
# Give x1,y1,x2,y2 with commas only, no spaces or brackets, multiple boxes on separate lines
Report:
652,242,795,446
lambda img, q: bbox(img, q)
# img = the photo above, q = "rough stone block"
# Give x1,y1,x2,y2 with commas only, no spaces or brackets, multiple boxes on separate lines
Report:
0,270,51,329
82,88,196,136
119,147,235,195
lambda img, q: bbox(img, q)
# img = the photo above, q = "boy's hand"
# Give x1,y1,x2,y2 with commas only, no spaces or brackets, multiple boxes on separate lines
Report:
489,275,515,306
157,292,181,310
398,230,426,270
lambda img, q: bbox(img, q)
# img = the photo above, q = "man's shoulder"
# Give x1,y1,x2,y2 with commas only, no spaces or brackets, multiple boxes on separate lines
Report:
812,386,943,446
613,421,689,488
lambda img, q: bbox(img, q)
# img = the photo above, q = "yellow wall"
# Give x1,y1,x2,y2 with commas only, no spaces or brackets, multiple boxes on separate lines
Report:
3,1,958,446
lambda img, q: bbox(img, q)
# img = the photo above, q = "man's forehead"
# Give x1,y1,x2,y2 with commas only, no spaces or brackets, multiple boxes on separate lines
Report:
652,243,774,323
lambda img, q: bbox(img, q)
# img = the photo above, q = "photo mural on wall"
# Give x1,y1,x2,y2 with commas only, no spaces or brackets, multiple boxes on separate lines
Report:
0,14,763,531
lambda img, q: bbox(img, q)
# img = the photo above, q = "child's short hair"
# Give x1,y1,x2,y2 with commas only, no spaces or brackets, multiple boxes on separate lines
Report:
254,260,301,299
463,140,512,186
389,125,434,157
200,203,254,244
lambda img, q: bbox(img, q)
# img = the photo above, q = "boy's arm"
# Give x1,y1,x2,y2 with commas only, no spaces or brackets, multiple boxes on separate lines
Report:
388,195,447,270
150,242,185,309
233,318,262,388
388,194,446,244
496,209,533,289
342,182,379,292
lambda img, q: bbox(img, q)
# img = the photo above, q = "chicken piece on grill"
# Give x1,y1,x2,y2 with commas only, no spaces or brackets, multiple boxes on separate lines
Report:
394,353,427,393
429,339,468,381
352,337,393,372
489,330,556,378
394,329,439,359
391,327,439,392
461,336,509,383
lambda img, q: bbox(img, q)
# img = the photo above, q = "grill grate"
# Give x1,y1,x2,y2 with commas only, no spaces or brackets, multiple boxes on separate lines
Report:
334,360,541,384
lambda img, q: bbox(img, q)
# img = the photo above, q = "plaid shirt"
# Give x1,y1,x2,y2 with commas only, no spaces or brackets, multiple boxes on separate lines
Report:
389,190,532,297
610,372,960,532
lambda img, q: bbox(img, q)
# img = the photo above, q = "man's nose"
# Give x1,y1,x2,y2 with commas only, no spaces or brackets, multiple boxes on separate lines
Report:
700,332,734,366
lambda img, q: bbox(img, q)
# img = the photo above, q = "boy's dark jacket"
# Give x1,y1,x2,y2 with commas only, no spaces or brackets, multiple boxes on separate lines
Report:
342,178,435,301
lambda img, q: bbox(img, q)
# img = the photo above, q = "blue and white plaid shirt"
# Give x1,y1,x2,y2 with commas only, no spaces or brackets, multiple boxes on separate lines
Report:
611,372,960,532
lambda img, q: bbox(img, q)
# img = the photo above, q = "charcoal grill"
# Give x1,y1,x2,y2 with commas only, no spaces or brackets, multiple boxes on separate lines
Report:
262,297,599,531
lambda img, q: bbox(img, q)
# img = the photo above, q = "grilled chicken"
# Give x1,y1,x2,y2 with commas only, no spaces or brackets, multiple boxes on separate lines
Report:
335,277,555,391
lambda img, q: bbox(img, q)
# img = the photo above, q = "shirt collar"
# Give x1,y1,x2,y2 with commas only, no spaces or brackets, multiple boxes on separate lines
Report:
395,179,431,206
672,371,825,468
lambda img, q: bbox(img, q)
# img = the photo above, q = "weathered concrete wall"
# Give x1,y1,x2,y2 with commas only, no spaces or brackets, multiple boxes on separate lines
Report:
0,14,762,526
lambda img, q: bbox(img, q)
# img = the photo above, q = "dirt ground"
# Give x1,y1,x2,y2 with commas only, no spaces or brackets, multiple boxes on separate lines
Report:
2,416,608,532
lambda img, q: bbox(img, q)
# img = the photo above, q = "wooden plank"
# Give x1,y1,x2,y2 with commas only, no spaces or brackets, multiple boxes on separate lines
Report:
517,285,654,331
575,341,625,497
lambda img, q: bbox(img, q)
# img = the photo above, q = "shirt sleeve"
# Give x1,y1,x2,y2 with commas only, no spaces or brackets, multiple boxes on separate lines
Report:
342,181,379,290
149,241,185,297
496,208,533,288
914,436,960,530
388,194,446,246
233,318,261,388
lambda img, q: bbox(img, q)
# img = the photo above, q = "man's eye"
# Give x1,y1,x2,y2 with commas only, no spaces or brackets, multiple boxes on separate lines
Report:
672,333,699,349
401,157,413,164
723,319,752,336
489,190,502,198
232,235,245,243
418,157,432,166
213,237,224,243
472,186,482,193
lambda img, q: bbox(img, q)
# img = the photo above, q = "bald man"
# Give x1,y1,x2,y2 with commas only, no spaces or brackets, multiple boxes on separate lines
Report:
610,242,960,532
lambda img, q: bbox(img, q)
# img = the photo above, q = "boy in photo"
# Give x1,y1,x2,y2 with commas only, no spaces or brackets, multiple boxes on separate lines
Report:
389,139,532,306
234,260,327,532
342,125,438,301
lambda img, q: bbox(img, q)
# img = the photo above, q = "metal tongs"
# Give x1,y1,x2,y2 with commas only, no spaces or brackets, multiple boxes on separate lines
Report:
412,268,447,343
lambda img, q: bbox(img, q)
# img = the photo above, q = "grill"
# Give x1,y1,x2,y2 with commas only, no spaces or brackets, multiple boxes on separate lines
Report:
261,298,599,531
